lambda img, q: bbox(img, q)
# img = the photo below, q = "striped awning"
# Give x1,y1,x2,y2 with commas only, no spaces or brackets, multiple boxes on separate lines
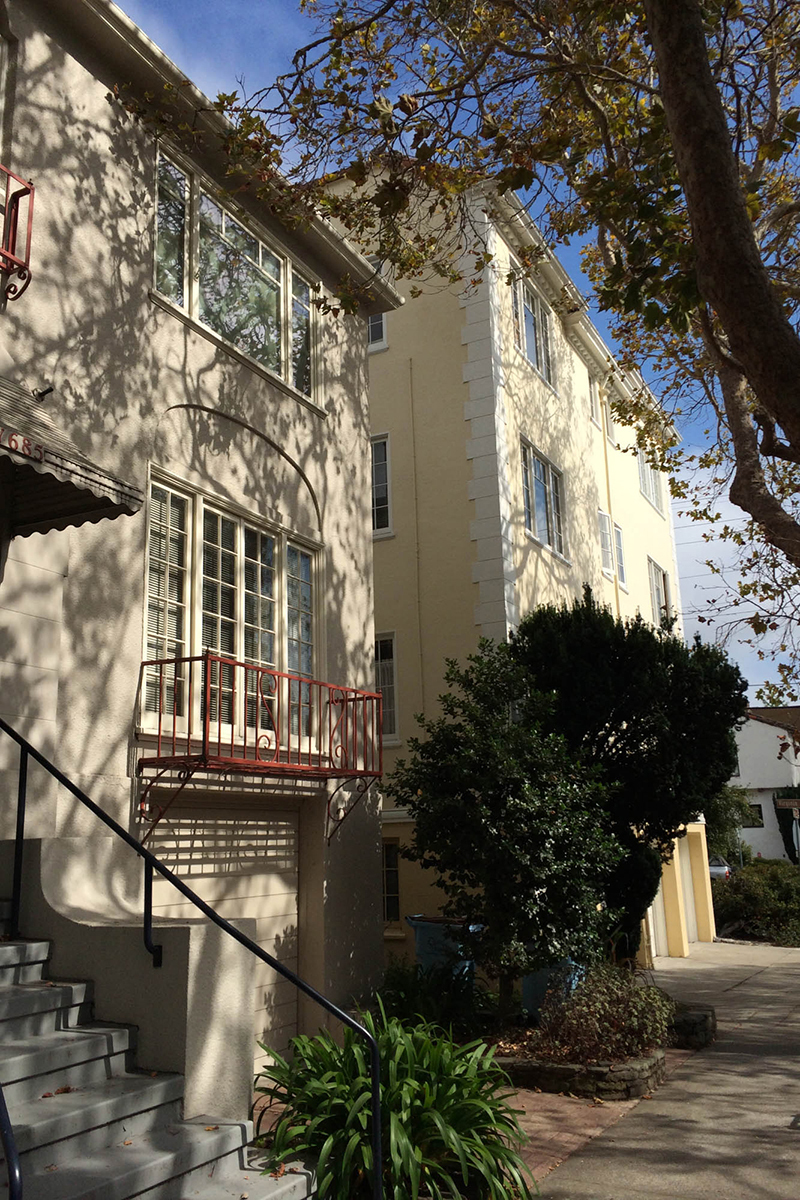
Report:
0,376,143,537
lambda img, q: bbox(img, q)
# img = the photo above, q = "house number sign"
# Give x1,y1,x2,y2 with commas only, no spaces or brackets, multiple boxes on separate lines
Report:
0,426,45,461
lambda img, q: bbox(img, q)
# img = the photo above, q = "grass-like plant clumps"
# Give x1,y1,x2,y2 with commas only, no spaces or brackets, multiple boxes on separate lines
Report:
534,964,675,1065
712,859,800,945
254,1005,534,1200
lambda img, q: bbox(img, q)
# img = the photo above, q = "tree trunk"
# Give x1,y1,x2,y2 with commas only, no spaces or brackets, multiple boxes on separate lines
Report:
643,0,800,451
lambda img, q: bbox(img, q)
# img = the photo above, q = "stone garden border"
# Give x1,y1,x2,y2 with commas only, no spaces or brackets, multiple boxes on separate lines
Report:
496,1049,666,1100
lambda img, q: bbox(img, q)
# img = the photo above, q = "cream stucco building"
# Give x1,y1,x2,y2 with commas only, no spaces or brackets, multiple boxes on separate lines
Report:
0,0,399,1120
367,193,715,966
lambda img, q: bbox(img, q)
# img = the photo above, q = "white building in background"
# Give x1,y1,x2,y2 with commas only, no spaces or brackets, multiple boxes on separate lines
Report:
733,708,800,862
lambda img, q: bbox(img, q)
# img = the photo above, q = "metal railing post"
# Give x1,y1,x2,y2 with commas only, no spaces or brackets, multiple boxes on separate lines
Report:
0,1081,22,1200
11,746,27,939
143,859,163,968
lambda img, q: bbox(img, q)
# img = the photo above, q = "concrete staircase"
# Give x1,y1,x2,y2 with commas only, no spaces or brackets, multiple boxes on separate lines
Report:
0,926,314,1199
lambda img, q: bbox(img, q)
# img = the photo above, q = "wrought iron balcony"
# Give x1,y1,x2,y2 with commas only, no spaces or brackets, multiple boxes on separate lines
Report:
136,652,382,783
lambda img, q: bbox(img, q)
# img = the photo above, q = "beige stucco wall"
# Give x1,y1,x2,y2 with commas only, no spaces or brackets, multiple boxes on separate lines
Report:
0,0,384,1090
370,203,689,962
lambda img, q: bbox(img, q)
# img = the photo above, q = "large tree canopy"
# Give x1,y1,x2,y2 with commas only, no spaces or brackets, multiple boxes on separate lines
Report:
192,0,800,691
510,588,748,949
511,588,749,855
386,642,622,1010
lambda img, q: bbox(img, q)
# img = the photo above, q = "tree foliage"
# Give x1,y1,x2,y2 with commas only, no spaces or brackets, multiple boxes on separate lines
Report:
509,588,748,947
191,0,800,692
385,641,622,1008
704,783,756,860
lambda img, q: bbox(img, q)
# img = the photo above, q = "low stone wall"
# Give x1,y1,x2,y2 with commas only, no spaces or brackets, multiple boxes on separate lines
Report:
496,1049,666,1100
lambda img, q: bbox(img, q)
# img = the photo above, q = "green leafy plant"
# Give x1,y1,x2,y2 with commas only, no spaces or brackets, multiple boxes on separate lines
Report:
712,859,800,945
535,964,675,1065
254,1006,534,1200
377,959,500,1038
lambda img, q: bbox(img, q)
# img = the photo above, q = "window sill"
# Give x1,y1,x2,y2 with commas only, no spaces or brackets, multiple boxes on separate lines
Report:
373,528,395,541
368,341,389,354
523,527,571,566
514,346,558,396
590,417,603,430
384,927,407,941
639,490,667,519
149,290,327,420
602,568,615,581
382,736,402,748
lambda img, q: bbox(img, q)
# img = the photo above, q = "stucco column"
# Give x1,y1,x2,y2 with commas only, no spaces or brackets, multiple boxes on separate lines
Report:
687,823,716,942
661,840,689,958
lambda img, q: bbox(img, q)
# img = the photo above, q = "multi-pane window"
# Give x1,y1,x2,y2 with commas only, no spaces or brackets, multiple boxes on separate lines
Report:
367,259,388,349
382,840,401,923
742,804,764,828
648,557,670,625
598,511,614,575
368,312,386,348
638,454,665,514
374,635,397,737
371,436,391,533
513,283,554,385
156,154,314,396
144,480,314,725
589,377,601,425
614,524,627,587
522,442,564,555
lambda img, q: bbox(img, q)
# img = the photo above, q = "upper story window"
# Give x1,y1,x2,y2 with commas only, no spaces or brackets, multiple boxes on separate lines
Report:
375,634,397,738
614,523,627,588
648,556,671,625
513,281,554,386
598,510,614,576
638,453,665,514
144,478,316,725
367,259,388,350
589,377,601,426
522,441,564,556
156,154,314,396
371,435,392,534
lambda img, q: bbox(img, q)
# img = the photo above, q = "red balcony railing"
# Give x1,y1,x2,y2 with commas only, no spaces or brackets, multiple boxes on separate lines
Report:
136,652,383,781
0,163,34,301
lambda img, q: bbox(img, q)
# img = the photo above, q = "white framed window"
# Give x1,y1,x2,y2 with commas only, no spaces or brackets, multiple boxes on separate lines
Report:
367,259,388,350
522,442,564,555
589,377,601,426
371,435,392,534
512,281,555,386
604,399,616,445
144,478,316,727
374,634,397,738
614,523,627,588
598,510,614,576
648,557,671,625
155,153,315,396
638,453,665,514
382,840,401,923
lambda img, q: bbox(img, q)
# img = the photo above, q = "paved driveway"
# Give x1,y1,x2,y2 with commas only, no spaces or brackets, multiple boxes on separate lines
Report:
537,940,800,1200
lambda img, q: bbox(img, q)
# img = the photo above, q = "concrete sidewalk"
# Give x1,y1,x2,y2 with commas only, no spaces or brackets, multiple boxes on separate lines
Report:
536,940,800,1200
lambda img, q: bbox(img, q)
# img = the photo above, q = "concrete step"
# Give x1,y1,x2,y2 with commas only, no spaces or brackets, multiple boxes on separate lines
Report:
20,1119,251,1200
0,940,50,986
13,1072,184,1169
0,981,93,1042
173,1161,315,1199
0,1024,133,1103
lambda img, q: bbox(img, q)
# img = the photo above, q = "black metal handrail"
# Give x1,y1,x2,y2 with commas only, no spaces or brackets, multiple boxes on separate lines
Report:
0,715,383,1200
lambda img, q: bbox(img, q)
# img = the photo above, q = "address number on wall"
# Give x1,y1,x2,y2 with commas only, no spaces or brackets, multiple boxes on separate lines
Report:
0,427,45,461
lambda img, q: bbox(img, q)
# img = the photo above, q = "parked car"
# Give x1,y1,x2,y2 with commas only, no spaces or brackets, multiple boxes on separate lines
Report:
709,855,732,881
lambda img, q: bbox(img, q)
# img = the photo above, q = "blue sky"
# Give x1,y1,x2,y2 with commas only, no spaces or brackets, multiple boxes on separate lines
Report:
116,0,773,696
